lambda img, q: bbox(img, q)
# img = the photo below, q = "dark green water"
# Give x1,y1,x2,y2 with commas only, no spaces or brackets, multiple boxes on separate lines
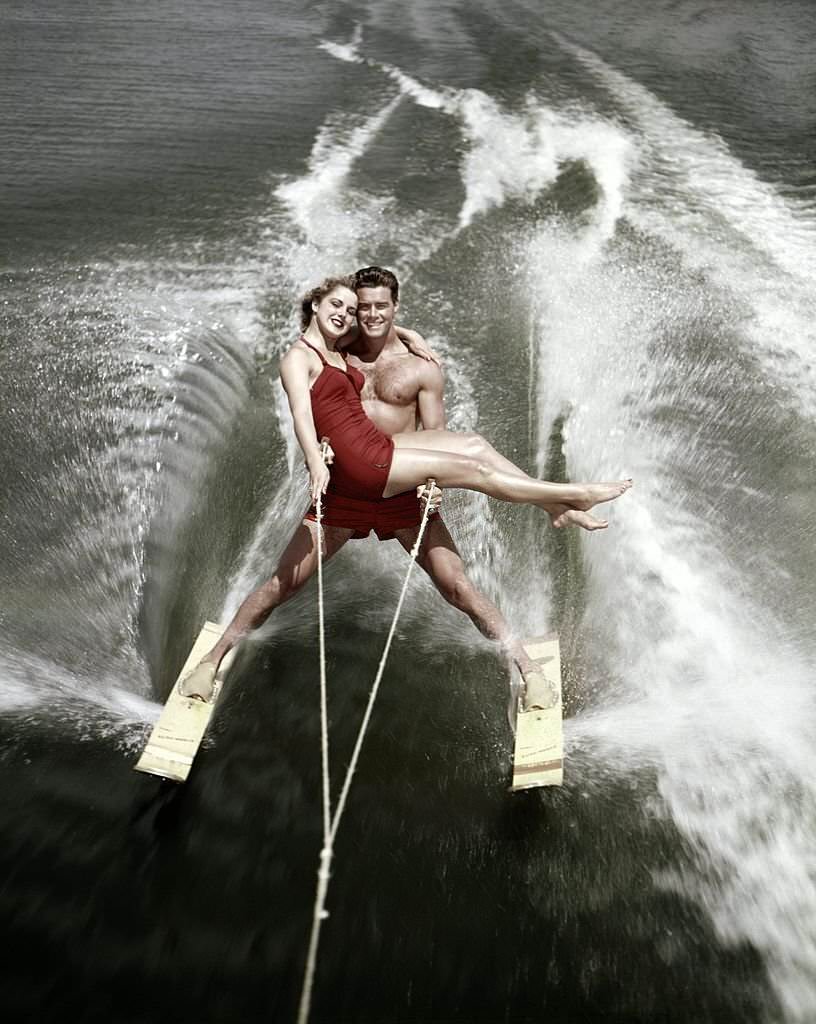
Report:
2,2,816,1021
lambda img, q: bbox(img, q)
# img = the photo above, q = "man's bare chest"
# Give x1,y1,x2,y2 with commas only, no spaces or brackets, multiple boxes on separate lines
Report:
353,358,419,408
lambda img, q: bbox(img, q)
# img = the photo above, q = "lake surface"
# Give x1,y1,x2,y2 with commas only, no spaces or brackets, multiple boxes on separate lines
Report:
2,1,816,1021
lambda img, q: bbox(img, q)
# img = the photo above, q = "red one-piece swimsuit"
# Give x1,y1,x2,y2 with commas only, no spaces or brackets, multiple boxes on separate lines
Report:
300,336,395,500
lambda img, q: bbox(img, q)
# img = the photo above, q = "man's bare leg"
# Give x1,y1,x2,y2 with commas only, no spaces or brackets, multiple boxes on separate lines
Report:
179,521,354,699
393,520,538,681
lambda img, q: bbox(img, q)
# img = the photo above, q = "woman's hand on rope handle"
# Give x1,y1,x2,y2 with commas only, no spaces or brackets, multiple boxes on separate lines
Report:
417,478,442,512
308,438,333,504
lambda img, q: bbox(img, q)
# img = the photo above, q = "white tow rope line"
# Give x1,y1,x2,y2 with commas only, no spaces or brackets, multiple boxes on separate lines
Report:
297,475,436,1024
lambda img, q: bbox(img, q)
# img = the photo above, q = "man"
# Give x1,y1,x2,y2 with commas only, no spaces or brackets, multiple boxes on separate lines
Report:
182,266,559,698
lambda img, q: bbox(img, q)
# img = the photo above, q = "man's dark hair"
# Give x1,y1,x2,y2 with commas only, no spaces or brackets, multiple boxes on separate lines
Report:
354,266,399,303
299,274,356,329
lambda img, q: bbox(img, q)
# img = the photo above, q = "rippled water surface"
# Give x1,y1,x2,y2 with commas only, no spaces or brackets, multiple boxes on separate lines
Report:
2,1,816,1021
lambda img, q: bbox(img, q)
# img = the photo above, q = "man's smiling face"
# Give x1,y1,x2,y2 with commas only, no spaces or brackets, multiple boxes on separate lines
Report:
356,285,398,340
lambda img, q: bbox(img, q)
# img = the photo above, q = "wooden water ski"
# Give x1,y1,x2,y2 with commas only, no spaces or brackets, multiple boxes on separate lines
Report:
134,621,235,783
511,635,563,790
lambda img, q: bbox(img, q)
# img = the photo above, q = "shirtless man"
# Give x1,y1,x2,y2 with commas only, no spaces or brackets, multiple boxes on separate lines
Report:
181,266,597,699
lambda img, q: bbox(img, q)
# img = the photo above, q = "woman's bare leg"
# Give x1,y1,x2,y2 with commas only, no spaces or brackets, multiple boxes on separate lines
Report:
386,433,631,509
401,431,608,530
179,522,353,699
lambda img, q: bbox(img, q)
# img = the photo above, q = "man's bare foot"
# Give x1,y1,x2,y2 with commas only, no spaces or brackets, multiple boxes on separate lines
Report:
552,508,608,531
178,661,217,702
521,667,559,710
572,479,633,512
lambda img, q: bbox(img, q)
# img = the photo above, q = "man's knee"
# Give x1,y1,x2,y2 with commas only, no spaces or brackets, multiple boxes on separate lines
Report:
437,570,479,612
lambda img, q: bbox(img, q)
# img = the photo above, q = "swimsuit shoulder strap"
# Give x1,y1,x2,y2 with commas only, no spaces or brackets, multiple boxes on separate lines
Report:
299,335,328,365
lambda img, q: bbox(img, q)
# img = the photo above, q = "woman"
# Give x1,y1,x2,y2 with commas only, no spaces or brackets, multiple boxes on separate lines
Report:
282,275,632,516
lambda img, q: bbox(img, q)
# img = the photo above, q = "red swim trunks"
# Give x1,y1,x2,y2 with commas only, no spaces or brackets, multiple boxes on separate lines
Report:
305,489,441,541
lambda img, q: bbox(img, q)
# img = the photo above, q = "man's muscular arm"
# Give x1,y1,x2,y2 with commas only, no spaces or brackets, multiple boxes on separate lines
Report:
416,361,446,431
414,362,445,509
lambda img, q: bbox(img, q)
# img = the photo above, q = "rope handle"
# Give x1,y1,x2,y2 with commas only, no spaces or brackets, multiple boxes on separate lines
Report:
419,476,436,502
418,477,440,515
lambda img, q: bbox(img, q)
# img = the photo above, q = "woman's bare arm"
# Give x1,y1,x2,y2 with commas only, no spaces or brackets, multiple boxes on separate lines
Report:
279,347,330,502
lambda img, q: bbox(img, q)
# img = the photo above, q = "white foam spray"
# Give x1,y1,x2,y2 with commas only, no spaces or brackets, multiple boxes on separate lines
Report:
555,33,816,419
520,101,816,1020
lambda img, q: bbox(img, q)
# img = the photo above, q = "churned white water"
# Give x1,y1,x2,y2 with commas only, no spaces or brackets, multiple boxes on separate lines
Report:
4,13,815,1019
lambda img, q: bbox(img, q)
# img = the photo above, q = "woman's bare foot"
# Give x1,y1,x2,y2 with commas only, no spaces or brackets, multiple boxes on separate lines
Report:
572,479,632,512
551,508,608,531
178,661,217,702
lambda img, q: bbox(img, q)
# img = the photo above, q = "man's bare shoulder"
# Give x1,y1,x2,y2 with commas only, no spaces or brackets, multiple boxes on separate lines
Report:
413,353,444,389
382,346,443,395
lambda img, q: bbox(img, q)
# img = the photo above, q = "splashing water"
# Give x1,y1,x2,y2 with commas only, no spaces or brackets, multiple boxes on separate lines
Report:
516,45,816,1017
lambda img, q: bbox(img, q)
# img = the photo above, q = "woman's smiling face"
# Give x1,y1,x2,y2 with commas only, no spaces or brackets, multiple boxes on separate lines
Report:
313,285,357,340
